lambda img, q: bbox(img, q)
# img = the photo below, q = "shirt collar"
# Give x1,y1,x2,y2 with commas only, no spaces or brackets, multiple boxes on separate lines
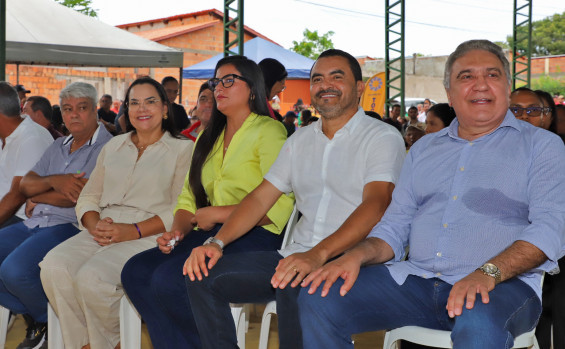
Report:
314,107,364,135
123,130,173,151
63,123,105,146
6,117,29,144
445,109,519,141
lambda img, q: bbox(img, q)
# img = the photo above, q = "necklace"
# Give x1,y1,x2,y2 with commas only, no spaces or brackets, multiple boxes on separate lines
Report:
136,144,148,152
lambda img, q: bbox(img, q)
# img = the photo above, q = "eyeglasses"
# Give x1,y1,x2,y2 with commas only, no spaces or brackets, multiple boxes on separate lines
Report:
509,106,543,118
207,74,248,91
542,106,553,115
127,98,162,110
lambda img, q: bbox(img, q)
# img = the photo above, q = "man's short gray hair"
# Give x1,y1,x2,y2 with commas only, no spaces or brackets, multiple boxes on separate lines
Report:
443,40,511,89
59,82,98,109
0,82,21,117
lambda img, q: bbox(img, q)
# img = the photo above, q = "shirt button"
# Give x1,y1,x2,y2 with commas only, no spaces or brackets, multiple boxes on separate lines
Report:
422,274,427,278
443,223,448,228
453,195,457,200
469,142,474,146
436,252,442,257
460,167,464,171
436,272,442,277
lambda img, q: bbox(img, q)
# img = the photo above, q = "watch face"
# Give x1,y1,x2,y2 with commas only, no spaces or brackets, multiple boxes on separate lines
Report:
483,264,497,274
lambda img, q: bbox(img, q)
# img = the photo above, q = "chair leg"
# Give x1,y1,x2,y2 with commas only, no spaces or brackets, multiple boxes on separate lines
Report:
47,303,64,349
382,330,399,349
0,306,10,349
230,304,247,349
258,301,277,349
120,296,141,349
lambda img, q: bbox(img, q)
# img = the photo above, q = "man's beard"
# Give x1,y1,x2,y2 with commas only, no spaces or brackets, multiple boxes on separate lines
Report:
312,88,356,120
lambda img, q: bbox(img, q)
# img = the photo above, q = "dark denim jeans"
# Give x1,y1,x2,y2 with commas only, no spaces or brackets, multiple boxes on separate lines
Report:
0,222,79,322
186,251,302,349
121,225,282,349
298,264,541,349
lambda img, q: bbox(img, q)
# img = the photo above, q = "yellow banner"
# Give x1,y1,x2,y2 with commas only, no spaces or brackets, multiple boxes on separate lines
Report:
361,72,386,116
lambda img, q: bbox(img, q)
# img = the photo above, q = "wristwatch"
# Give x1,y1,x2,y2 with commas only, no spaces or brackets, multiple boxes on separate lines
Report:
477,263,502,285
203,236,225,251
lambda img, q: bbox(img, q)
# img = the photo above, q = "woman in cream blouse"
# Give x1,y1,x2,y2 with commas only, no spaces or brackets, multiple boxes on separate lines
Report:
121,56,294,349
39,77,193,349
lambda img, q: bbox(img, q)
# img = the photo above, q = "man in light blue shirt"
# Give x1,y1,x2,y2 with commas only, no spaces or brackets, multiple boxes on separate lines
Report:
299,40,565,349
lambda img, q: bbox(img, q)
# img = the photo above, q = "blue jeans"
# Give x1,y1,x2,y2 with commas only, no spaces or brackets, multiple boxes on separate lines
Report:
298,264,541,349
0,222,79,322
185,250,302,349
121,224,283,349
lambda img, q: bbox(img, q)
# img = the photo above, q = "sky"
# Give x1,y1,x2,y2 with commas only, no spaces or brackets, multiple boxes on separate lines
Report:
89,0,563,58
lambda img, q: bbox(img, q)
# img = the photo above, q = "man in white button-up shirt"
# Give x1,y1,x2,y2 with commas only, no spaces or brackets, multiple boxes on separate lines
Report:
0,82,53,229
184,49,406,349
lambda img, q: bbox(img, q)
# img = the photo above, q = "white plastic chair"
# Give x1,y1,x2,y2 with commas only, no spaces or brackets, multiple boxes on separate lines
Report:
120,205,299,349
0,306,10,349
47,302,64,349
257,206,300,349
382,326,538,349
382,273,545,349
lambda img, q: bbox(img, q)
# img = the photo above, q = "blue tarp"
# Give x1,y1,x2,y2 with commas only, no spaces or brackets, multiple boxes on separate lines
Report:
182,37,314,79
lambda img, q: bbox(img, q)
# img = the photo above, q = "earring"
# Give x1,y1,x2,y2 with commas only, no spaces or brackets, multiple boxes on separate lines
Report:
163,113,168,120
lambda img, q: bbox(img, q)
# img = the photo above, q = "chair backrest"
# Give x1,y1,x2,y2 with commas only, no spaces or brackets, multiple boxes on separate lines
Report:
280,205,299,249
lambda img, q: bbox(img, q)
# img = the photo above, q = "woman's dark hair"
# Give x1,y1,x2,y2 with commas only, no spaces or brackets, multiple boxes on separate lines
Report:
534,89,557,134
301,109,312,125
259,58,288,98
123,76,180,137
427,103,456,127
189,55,270,209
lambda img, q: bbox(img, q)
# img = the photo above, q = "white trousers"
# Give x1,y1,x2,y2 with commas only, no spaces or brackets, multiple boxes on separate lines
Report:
39,208,158,349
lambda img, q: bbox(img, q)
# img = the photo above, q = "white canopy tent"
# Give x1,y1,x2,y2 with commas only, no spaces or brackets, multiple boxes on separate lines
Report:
5,0,183,67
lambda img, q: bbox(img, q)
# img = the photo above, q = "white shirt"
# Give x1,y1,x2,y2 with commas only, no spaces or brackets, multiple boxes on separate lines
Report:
0,117,54,219
417,111,427,123
265,108,406,257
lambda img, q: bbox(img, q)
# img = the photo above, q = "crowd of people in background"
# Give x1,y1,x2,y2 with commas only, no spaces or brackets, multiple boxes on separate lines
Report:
1,39,565,349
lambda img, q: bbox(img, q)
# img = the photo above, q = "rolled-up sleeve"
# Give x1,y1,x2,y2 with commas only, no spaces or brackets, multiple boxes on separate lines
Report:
159,141,193,230
369,149,415,261
75,145,106,229
364,131,406,186
518,135,565,271
257,121,294,232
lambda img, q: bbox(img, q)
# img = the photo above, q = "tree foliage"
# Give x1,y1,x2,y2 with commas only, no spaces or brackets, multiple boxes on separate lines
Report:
507,12,565,56
291,29,335,59
530,75,565,95
55,0,98,17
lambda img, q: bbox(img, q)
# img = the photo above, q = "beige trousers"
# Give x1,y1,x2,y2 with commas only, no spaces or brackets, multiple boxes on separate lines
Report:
39,207,159,349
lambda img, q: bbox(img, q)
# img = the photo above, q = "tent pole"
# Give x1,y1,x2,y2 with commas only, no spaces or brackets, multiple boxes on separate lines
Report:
178,67,183,103
16,64,19,84
0,0,5,81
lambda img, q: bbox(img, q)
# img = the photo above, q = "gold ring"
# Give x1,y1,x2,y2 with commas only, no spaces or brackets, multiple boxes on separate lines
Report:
292,266,298,273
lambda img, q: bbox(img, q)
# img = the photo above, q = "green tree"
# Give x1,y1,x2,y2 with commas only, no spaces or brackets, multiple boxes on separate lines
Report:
291,29,335,59
507,12,565,56
494,41,510,50
530,75,565,95
55,0,98,17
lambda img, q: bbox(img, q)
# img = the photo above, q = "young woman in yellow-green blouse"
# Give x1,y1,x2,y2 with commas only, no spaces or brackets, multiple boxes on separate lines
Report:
121,56,294,348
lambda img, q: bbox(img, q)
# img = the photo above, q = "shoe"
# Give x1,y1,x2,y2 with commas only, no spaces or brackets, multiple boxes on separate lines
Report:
16,316,47,349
